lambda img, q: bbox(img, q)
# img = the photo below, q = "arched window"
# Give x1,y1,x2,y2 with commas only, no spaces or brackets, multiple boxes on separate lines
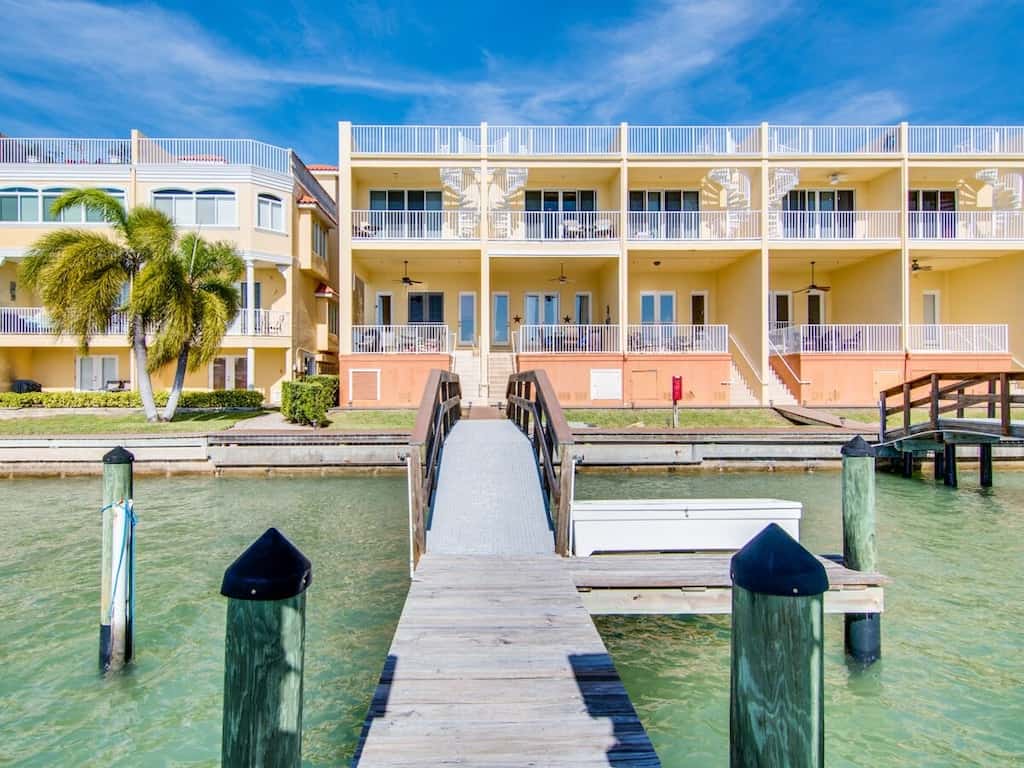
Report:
0,187,39,222
153,188,236,226
257,193,284,232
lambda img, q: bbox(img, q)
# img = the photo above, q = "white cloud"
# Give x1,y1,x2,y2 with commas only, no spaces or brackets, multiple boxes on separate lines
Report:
766,84,909,125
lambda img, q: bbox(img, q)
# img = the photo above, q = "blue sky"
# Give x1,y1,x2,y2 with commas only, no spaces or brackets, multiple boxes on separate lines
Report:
1,0,1022,163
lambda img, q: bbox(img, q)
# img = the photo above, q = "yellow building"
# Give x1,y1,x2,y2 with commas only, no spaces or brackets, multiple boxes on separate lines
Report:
329,122,1020,407
0,131,339,402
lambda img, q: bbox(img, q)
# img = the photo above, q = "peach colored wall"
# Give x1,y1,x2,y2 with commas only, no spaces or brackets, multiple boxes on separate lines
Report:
906,353,1012,379
517,355,624,406
339,354,451,407
772,353,905,406
624,355,731,406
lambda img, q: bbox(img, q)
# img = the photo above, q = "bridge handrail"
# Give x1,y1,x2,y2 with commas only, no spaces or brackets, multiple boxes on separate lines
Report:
408,369,461,569
505,369,575,555
879,371,1023,441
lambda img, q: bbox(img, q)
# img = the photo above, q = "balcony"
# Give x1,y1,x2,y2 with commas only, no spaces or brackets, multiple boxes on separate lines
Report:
226,310,290,337
907,324,1008,353
766,126,901,154
352,324,450,354
627,324,729,353
0,138,132,165
351,210,480,241
351,125,482,155
488,211,618,241
0,307,128,335
628,210,760,240
908,126,1024,155
136,137,291,175
628,126,760,155
769,211,900,240
908,211,1024,241
487,126,620,156
769,324,902,354
516,324,620,353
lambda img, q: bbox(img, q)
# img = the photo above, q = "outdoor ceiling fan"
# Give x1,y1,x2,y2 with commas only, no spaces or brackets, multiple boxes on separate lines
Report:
911,258,934,272
548,263,575,285
794,261,831,293
828,172,849,186
394,260,424,286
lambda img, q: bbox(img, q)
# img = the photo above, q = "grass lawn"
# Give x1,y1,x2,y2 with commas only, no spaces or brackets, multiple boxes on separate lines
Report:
831,406,1024,426
0,410,267,436
325,409,417,431
564,408,792,429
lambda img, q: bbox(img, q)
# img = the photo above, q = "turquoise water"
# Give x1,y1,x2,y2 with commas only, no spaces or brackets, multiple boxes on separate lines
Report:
1,469,1022,766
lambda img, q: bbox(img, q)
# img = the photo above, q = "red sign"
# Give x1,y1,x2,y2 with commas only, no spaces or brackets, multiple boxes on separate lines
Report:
671,376,683,403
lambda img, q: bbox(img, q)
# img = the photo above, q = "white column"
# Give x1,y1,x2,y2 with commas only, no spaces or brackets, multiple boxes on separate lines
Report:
246,347,256,391
617,122,629,356
245,258,256,391
479,125,490,400
758,122,771,405
899,121,910,353
339,121,354,355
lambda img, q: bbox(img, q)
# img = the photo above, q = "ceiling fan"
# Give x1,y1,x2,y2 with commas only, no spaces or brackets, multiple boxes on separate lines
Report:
794,261,831,294
394,260,423,286
828,172,849,186
548,263,574,285
911,258,934,272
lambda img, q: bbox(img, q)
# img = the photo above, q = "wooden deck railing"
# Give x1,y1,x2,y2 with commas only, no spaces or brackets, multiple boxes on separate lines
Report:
879,371,1024,441
407,369,462,570
505,370,576,556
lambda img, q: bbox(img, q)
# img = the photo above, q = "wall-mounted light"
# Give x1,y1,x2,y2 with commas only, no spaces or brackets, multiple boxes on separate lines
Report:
653,260,662,267
9,281,15,302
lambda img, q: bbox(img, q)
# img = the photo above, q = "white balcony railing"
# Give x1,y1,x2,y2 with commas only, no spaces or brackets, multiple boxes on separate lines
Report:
352,210,481,240
0,138,132,165
769,324,902,354
489,211,619,240
627,324,729,353
0,307,129,335
769,210,900,240
908,324,1008,353
517,324,621,353
226,310,290,336
352,125,482,155
909,126,1024,155
487,126,620,155
352,324,450,354
137,138,290,174
628,210,760,240
908,211,1024,240
767,125,901,154
628,126,760,155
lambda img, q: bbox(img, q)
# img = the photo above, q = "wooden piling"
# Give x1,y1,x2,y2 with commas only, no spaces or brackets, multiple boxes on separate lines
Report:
220,528,312,768
932,447,945,481
100,446,135,673
841,436,880,663
943,443,958,487
901,451,914,478
979,443,993,488
730,523,828,768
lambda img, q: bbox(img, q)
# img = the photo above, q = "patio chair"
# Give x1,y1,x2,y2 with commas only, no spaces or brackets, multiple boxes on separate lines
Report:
593,218,613,238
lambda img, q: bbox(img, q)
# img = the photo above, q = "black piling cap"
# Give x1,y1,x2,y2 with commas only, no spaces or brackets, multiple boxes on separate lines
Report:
841,435,876,458
731,523,828,597
103,446,135,464
220,528,312,601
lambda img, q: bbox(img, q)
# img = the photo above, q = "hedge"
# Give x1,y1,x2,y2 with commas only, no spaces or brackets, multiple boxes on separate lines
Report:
281,379,332,427
302,375,339,407
0,389,264,409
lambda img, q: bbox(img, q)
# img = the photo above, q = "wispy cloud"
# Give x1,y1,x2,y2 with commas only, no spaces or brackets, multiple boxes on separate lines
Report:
766,83,909,124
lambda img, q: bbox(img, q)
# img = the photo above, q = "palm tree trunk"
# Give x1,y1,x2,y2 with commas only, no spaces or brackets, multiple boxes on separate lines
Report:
162,344,190,422
133,320,160,422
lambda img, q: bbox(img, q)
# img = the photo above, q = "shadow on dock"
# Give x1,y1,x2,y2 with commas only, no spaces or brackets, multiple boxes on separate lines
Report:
351,654,396,766
570,653,662,766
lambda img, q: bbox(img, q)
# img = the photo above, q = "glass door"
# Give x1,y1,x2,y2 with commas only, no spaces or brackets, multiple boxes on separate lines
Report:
78,355,117,391
807,292,824,325
690,293,706,325
425,190,443,238
525,190,542,239
376,292,392,325
492,293,510,345
458,292,476,346
407,190,425,238
646,191,662,239
543,191,559,239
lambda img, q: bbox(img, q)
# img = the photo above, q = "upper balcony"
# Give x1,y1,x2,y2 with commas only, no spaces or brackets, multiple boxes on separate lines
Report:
489,211,618,241
352,210,481,242
768,211,900,242
908,127,1024,156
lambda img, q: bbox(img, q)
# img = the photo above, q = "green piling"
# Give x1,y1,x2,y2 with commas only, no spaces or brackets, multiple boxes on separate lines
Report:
100,446,135,673
841,435,880,663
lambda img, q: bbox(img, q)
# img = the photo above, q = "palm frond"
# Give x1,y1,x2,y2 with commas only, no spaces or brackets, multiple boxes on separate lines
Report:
124,207,175,263
20,229,99,291
48,188,128,231
188,291,234,369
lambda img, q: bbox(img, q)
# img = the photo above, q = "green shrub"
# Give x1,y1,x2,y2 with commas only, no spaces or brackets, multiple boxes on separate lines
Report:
0,389,263,409
281,380,331,427
302,375,339,407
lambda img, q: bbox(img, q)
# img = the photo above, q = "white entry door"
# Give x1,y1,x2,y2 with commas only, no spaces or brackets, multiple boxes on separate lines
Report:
78,355,118,391
458,292,477,346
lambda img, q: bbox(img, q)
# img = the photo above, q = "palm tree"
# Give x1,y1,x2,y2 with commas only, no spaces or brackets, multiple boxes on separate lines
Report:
135,233,244,421
20,189,174,421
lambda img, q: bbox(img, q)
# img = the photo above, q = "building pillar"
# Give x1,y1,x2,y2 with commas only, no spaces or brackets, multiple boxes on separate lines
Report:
338,121,354,355
245,259,256,334
899,121,910,355
617,122,629,356
758,121,771,405
479,123,490,400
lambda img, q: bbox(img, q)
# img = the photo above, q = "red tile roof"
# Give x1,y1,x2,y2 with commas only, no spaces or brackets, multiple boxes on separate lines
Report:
314,283,338,298
296,193,316,204
307,164,337,171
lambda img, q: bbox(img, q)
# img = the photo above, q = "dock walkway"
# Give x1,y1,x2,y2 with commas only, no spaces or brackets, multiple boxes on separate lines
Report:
356,419,660,766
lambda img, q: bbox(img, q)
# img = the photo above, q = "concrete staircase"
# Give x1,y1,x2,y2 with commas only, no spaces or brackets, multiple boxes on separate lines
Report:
487,352,516,404
766,363,798,406
451,349,482,405
728,362,760,406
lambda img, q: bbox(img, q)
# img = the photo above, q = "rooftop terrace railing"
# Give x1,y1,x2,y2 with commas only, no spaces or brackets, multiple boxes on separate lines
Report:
352,125,481,155
487,125,620,155
0,138,131,165
767,125,901,154
137,138,291,174
628,126,760,155
908,126,1024,155
0,307,129,335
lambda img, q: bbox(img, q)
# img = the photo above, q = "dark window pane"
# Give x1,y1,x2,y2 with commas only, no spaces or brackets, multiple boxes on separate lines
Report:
369,190,387,210
525,190,542,211
628,190,644,211
578,190,595,211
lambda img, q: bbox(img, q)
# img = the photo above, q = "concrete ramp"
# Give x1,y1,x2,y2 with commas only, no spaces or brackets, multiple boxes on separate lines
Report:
428,420,553,555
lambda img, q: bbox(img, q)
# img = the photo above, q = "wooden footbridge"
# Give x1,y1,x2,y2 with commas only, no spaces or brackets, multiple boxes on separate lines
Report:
353,370,888,766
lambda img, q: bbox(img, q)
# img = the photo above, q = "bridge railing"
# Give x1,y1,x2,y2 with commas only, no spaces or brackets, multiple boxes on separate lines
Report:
879,371,1023,441
407,369,462,571
505,369,576,556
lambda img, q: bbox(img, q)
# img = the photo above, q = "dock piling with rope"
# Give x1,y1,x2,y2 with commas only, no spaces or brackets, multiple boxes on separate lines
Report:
99,446,136,673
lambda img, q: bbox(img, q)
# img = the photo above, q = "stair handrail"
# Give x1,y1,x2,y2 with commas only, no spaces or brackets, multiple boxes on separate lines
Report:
767,336,811,386
729,333,765,386
505,369,575,556
407,369,462,570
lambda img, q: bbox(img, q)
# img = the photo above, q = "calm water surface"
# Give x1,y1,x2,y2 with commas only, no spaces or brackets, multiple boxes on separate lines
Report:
0,469,1022,766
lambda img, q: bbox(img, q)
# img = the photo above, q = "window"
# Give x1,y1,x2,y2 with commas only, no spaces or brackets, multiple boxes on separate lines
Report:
909,190,957,238
257,193,284,232
640,292,675,324
78,355,118,391
312,219,329,259
524,293,559,325
153,188,236,227
574,293,592,324
212,356,247,390
782,189,855,237
368,190,443,237
629,190,699,238
327,302,339,335
807,292,824,325
458,292,476,345
376,292,393,325
1,186,125,222
408,292,444,323
690,292,707,325
770,292,792,327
